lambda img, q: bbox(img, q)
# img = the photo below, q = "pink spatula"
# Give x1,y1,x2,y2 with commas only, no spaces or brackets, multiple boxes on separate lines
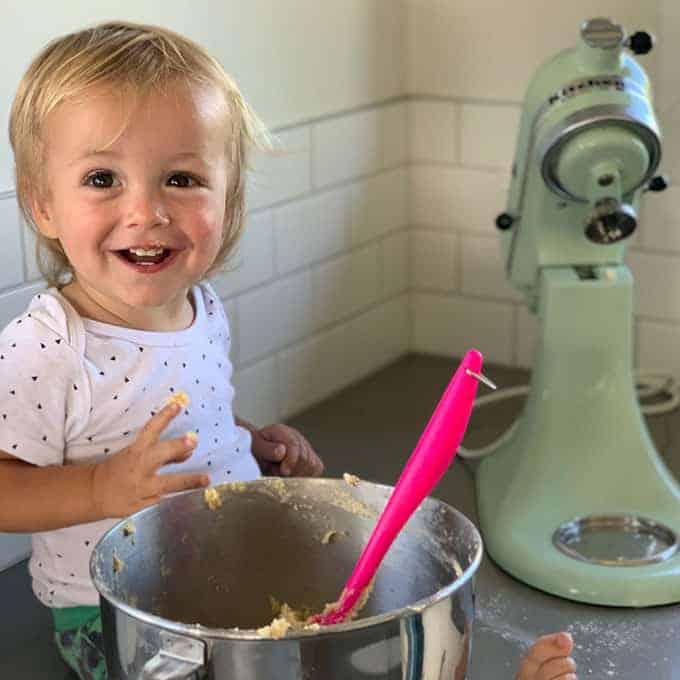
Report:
311,349,493,626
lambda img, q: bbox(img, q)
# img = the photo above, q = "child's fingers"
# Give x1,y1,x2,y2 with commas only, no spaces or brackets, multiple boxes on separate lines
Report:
279,435,301,476
285,434,323,477
534,657,577,680
253,438,287,464
136,402,182,448
300,439,324,476
145,433,198,473
154,472,210,497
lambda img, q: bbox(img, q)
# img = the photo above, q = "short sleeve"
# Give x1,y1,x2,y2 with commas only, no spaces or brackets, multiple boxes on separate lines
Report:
0,300,90,466
199,281,231,335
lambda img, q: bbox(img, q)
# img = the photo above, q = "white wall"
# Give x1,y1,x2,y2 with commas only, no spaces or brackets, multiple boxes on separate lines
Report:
0,1,408,569
0,0,405,191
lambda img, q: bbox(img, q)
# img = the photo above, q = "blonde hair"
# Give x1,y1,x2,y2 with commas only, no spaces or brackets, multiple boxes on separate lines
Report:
9,20,269,287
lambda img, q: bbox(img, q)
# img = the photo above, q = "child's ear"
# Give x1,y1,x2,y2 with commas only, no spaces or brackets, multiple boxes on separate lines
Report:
29,194,58,239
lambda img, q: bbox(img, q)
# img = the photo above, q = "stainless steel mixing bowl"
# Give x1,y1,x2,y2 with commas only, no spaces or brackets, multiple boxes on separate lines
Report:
91,477,482,679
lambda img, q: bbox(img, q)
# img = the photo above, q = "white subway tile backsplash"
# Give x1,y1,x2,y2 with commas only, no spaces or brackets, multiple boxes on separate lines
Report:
312,109,382,188
211,211,275,299
460,103,521,169
461,235,522,302
639,186,680,253
410,165,508,233
312,245,381,328
344,296,410,383
411,293,515,364
236,271,315,364
23,223,42,282
383,295,411,361
381,230,409,298
0,198,27,289
278,324,348,418
638,319,680,380
408,100,458,163
410,230,457,292
273,186,350,275
247,128,312,211
406,1,657,102
0,282,45,329
351,168,408,246
628,251,680,321
232,356,279,427
278,296,410,419
381,102,408,169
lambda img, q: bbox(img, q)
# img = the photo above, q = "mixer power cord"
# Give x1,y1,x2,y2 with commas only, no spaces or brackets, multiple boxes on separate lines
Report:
458,372,680,460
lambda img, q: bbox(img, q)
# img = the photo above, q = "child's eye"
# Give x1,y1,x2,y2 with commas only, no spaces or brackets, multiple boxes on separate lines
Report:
84,171,117,189
167,174,198,188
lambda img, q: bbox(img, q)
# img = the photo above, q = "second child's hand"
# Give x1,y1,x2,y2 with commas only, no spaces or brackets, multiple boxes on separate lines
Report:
91,401,209,518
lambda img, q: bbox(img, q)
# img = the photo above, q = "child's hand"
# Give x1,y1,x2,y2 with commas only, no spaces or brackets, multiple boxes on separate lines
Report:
91,402,209,518
250,423,324,477
516,632,576,680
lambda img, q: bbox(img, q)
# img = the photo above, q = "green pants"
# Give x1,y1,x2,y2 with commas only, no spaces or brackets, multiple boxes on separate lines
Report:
52,606,107,680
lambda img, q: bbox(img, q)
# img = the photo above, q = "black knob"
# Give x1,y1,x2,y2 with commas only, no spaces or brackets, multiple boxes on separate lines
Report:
627,31,654,55
496,213,515,230
647,175,669,192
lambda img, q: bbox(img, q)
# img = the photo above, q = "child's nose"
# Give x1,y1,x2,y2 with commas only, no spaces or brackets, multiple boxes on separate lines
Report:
124,187,170,229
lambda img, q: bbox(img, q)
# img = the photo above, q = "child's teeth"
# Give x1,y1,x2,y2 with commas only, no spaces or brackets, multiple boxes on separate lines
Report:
130,248,163,256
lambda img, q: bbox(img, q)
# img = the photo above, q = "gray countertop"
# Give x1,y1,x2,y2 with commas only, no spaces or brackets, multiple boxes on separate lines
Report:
1,354,679,679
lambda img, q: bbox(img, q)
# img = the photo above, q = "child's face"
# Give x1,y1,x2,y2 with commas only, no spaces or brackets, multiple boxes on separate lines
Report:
33,82,230,322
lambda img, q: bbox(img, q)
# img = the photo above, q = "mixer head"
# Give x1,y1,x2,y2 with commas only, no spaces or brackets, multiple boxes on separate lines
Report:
497,17,666,306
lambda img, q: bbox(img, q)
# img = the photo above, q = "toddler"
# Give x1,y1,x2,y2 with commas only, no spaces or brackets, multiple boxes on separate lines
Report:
0,21,575,679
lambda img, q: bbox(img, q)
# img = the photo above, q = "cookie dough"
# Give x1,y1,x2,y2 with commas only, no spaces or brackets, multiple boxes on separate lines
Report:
204,487,222,510
343,472,360,487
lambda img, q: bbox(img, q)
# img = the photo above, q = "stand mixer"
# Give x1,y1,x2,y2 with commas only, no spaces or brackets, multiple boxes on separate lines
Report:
475,17,680,606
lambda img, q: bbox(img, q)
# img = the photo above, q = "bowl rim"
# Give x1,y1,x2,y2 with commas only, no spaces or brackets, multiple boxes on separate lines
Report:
90,477,483,641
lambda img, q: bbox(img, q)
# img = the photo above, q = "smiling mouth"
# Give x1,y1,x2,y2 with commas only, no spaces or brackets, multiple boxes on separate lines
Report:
116,247,174,266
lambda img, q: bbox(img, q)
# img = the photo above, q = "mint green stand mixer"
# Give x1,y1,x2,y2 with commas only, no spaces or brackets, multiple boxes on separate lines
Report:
475,17,680,606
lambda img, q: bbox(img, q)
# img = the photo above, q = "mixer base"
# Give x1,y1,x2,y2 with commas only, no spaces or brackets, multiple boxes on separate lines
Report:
475,266,680,606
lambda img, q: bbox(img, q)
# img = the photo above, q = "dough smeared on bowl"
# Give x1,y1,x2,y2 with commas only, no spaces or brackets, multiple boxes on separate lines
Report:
256,599,320,639
343,472,360,487
321,529,347,544
112,553,124,573
204,487,222,510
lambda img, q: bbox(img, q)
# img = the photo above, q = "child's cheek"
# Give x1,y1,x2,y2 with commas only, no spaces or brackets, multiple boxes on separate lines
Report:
191,203,227,243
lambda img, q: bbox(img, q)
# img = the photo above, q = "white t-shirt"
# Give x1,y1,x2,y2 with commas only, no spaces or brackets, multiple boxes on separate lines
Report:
0,282,261,607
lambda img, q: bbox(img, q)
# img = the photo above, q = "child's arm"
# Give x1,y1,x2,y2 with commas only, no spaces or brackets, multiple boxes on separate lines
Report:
236,416,324,477
0,402,209,533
